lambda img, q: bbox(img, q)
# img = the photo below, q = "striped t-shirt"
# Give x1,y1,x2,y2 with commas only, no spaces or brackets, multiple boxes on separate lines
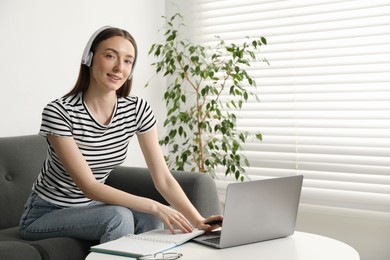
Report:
34,92,157,207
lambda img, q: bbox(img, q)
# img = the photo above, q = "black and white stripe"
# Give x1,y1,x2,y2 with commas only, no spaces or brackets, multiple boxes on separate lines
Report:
34,92,156,207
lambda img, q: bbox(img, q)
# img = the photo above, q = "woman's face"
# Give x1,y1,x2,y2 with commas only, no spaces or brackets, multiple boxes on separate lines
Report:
89,36,135,93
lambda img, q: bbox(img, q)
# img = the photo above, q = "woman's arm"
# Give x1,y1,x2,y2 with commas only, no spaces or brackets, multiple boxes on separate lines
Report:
137,127,223,233
46,135,178,224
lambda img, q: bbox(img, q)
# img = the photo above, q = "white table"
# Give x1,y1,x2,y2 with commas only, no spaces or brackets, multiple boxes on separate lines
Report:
86,231,359,260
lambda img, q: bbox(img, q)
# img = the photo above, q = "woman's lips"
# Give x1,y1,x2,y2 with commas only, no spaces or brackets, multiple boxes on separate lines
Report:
107,73,122,81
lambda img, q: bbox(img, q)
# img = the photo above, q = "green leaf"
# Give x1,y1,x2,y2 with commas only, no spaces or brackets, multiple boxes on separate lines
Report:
244,158,250,167
222,142,227,152
169,129,177,138
167,30,177,41
155,45,161,56
232,141,239,153
148,44,156,54
235,170,240,180
252,40,257,47
181,152,188,163
190,56,199,63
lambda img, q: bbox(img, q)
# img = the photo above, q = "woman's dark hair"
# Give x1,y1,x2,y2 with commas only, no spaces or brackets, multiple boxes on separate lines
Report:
64,27,137,98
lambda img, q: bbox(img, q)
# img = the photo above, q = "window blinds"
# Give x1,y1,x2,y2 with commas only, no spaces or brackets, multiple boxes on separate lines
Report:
191,0,390,214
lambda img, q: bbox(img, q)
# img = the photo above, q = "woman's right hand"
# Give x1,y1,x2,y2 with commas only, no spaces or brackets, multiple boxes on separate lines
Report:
197,215,223,231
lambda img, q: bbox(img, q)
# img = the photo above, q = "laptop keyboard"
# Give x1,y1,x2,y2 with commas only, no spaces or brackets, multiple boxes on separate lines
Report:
204,236,221,245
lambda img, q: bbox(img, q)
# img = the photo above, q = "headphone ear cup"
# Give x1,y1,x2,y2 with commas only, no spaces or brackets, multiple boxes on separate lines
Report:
128,70,134,80
81,26,112,67
128,60,136,80
85,52,93,67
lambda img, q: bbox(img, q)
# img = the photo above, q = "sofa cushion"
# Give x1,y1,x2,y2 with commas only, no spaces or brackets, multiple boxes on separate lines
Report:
29,237,96,260
0,226,21,241
0,226,97,260
0,135,47,229
0,240,41,260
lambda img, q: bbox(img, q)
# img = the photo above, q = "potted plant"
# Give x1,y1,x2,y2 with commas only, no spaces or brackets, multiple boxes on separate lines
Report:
146,13,268,181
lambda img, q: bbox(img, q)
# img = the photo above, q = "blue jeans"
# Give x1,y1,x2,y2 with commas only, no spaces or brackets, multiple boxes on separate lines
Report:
19,192,163,243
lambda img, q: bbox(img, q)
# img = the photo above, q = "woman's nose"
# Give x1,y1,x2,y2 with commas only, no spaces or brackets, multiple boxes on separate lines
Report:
113,60,123,72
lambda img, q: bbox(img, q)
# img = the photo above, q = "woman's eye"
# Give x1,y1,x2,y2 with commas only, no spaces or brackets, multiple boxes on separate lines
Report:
106,53,116,59
125,60,133,65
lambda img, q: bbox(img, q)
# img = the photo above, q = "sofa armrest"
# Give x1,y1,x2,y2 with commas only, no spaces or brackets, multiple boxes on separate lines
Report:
106,166,221,218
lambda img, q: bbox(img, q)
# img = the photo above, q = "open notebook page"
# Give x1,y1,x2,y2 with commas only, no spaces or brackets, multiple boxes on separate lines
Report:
90,229,205,257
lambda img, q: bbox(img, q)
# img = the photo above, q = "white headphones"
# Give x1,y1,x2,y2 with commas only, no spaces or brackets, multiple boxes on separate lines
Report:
81,26,136,80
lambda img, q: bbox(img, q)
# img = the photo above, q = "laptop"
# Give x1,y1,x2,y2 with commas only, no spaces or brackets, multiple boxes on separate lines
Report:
193,175,303,249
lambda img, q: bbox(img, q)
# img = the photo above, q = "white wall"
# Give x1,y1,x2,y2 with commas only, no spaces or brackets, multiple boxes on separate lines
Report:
0,0,166,167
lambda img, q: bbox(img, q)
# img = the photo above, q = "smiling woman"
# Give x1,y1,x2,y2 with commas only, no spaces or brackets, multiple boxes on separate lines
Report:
18,26,223,245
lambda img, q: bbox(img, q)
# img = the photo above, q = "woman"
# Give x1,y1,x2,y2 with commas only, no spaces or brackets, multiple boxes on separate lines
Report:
19,26,222,243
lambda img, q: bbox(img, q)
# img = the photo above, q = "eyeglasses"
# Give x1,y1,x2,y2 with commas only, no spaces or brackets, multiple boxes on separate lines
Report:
137,252,183,260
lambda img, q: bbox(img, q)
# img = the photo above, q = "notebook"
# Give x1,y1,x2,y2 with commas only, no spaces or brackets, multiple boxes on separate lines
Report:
90,228,205,257
193,175,303,249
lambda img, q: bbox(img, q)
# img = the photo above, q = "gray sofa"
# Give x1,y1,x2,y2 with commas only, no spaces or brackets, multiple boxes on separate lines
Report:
0,135,221,260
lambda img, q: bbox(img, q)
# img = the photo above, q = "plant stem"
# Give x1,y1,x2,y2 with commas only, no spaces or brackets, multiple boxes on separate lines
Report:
196,86,205,172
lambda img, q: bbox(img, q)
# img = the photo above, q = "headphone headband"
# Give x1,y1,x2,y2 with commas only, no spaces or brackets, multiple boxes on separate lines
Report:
81,26,136,80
